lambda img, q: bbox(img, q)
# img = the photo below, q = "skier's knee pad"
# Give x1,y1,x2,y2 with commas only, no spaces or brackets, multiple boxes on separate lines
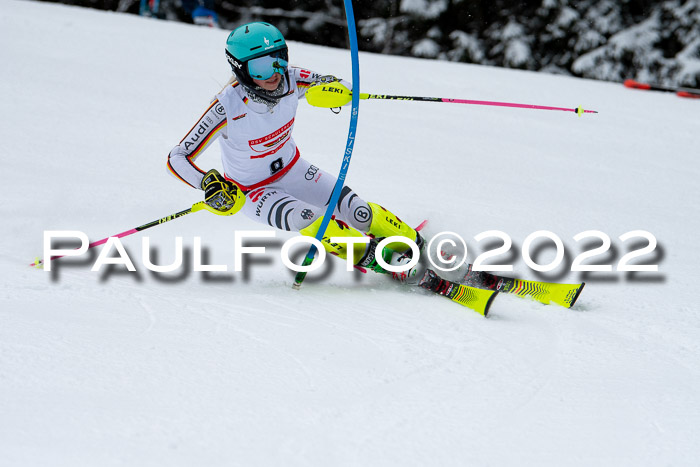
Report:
366,202,418,253
300,216,368,263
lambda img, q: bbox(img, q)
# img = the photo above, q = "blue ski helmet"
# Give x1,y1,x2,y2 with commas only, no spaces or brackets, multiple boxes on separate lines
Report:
225,22,288,91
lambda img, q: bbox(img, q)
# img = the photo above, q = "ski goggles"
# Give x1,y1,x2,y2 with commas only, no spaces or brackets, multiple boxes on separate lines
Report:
247,50,289,81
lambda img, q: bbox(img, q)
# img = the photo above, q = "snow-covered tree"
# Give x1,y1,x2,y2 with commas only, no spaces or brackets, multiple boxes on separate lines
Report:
44,0,700,87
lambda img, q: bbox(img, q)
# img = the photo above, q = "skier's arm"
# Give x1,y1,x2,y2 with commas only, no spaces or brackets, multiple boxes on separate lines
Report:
291,66,352,100
166,100,228,189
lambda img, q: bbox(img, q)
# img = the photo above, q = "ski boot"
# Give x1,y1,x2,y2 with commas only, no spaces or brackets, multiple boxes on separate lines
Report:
356,236,427,283
355,237,395,273
417,268,450,294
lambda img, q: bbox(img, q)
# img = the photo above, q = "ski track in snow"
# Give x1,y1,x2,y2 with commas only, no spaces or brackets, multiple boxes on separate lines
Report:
2,1,700,465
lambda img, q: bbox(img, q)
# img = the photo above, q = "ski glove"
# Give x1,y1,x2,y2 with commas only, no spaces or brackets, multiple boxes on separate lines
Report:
312,75,341,85
201,169,239,212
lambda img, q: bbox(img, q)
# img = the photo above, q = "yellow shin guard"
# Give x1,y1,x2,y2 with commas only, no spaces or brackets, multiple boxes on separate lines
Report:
366,202,418,253
300,217,368,263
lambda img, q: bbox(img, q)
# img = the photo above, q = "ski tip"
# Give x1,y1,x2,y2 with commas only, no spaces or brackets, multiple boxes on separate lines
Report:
677,91,700,99
568,282,586,308
483,291,499,318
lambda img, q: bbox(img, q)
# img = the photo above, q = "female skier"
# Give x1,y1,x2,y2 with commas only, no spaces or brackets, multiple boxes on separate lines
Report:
167,22,423,274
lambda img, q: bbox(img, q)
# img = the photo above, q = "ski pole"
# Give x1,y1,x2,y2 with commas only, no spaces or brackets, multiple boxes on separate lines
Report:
361,93,597,115
624,79,700,98
31,201,237,268
305,81,598,115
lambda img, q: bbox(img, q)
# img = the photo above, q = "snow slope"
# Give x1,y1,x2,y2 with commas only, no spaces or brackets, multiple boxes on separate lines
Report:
2,1,700,465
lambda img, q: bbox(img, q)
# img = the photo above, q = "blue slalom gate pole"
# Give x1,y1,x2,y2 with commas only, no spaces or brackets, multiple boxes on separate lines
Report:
292,0,360,289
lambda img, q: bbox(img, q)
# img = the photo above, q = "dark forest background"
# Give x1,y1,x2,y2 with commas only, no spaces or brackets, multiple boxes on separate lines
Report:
38,0,700,86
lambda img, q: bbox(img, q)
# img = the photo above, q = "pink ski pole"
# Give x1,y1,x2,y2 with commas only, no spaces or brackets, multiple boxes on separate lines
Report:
31,201,236,268
360,93,597,115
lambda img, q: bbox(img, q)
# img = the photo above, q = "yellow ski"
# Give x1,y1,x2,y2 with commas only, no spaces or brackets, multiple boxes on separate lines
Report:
460,266,584,308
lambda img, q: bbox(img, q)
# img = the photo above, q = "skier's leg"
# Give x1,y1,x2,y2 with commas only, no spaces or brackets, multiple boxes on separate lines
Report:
300,216,399,273
242,157,422,272
241,186,321,232
278,159,372,231
240,185,379,267
281,158,423,253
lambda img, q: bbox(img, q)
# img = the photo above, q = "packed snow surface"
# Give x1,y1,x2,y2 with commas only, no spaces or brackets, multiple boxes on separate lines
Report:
1,1,699,465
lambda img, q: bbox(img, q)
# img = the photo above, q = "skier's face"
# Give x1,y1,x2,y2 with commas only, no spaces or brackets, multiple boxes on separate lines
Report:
253,72,282,91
